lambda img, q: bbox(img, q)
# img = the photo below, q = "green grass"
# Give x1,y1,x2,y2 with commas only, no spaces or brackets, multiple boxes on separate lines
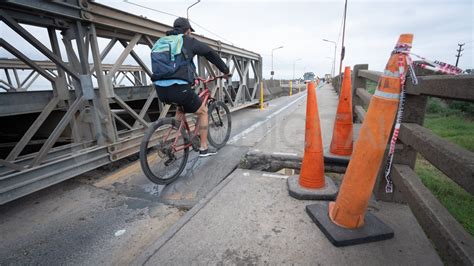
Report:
424,114,474,152
414,98,474,235
366,80,377,94
415,157,474,235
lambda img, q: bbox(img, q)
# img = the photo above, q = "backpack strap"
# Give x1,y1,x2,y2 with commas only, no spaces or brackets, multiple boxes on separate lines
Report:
181,47,198,77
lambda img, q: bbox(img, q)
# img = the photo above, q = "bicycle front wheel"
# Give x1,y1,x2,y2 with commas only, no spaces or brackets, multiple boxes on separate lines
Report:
207,101,231,148
139,118,189,185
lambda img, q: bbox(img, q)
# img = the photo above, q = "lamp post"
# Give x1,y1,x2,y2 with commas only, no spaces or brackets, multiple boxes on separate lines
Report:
325,56,334,76
322,39,336,78
187,0,201,19
339,0,348,78
292,58,302,81
271,46,284,79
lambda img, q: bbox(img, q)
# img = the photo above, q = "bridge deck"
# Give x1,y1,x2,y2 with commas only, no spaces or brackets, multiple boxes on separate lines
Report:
140,169,441,265
137,84,441,265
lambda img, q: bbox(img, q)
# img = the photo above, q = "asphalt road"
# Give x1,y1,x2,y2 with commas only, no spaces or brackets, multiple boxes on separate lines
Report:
0,92,307,265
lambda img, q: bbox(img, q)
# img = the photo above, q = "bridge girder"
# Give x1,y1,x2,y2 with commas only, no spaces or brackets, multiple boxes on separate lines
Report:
0,0,262,204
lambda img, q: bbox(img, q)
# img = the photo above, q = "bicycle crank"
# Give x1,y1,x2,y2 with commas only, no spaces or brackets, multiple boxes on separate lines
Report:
191,135,201,151
164,153,176,166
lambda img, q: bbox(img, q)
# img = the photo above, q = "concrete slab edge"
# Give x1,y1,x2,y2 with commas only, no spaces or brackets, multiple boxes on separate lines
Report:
241,150,348,173
132,173,235,266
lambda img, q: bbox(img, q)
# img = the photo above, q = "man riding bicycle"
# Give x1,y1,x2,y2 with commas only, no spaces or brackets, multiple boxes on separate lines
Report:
151,17,230,157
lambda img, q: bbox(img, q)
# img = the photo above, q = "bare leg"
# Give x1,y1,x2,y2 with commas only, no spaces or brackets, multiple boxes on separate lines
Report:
195,101,208,150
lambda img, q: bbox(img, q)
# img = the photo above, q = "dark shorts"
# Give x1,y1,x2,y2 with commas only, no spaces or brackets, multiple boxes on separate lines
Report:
154,83,202,113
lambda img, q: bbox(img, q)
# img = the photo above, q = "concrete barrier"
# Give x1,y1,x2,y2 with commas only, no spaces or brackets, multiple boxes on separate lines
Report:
262,79,306,100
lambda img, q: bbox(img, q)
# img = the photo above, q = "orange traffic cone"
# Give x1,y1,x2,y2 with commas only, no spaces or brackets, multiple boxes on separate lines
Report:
329,66,353,156
306,34,413,246
288,81,337,200
300,81,324,188
329,34,413,228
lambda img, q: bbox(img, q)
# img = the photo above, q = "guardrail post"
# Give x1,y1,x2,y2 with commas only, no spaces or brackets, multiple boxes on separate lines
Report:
351,64,368,120
331,74,339,94
352,64,368,95
374,65,428,202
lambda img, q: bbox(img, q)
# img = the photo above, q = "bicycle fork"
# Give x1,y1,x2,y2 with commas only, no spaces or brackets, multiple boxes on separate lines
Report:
210,106,224,127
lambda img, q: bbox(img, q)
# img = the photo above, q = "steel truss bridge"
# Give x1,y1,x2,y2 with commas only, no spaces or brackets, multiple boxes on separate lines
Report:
0,0,262,204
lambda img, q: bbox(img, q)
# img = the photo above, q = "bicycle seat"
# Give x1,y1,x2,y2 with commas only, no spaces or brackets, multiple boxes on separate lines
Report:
163,101,181,107
166,102,185,112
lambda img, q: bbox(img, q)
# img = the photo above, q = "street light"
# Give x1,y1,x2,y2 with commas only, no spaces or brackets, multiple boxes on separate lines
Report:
322,39,336,78
325,56,334,76
271,46,284,79
292,58,302,81
187,0,201,19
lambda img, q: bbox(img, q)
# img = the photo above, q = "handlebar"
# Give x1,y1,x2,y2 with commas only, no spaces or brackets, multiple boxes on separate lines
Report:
195,74,231,85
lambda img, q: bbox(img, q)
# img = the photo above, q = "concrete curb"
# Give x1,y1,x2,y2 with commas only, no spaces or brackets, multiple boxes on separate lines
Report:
132,174,235,266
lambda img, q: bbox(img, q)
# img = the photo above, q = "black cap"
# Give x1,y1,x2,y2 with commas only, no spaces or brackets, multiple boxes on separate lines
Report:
173,17,195,32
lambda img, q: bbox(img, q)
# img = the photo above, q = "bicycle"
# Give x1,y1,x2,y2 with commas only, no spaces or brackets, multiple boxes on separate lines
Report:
139,75,232,185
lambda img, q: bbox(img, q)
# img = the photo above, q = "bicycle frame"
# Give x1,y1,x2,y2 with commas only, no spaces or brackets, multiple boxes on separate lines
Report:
164,76,223,153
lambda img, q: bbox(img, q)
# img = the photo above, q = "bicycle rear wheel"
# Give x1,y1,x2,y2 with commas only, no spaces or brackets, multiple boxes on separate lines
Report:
139,118,189,185
207,101,231,148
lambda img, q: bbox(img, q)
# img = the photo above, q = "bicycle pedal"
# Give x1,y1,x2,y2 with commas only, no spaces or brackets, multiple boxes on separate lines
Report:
164,158,173,166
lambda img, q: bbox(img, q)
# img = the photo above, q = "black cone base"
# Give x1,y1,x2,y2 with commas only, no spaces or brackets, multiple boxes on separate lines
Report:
306,202,394,247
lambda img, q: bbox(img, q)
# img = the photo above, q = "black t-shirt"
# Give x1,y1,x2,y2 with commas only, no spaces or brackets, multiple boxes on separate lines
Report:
182,35,230,74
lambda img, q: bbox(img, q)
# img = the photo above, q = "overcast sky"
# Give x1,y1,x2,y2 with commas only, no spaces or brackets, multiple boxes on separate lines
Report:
1,0,473,81
98,0,473,78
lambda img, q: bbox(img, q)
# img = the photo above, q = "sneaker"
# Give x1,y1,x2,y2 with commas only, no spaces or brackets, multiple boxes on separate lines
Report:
199,147,218,157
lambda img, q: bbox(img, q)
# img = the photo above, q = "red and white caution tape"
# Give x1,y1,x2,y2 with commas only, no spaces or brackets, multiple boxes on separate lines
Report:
383,46,463,193
384,43,416,193
410,52,463,75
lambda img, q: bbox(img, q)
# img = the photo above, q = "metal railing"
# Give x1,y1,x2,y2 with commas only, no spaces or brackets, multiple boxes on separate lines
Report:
0,0,262,204
334,64,474,265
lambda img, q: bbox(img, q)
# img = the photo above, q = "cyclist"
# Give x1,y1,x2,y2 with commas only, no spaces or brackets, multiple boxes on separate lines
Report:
153,17,230,157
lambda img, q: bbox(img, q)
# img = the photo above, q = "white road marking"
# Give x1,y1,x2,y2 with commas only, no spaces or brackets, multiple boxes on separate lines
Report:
228,94,306,144
114,229,126,236
272,152,298,156
262,173,289,179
